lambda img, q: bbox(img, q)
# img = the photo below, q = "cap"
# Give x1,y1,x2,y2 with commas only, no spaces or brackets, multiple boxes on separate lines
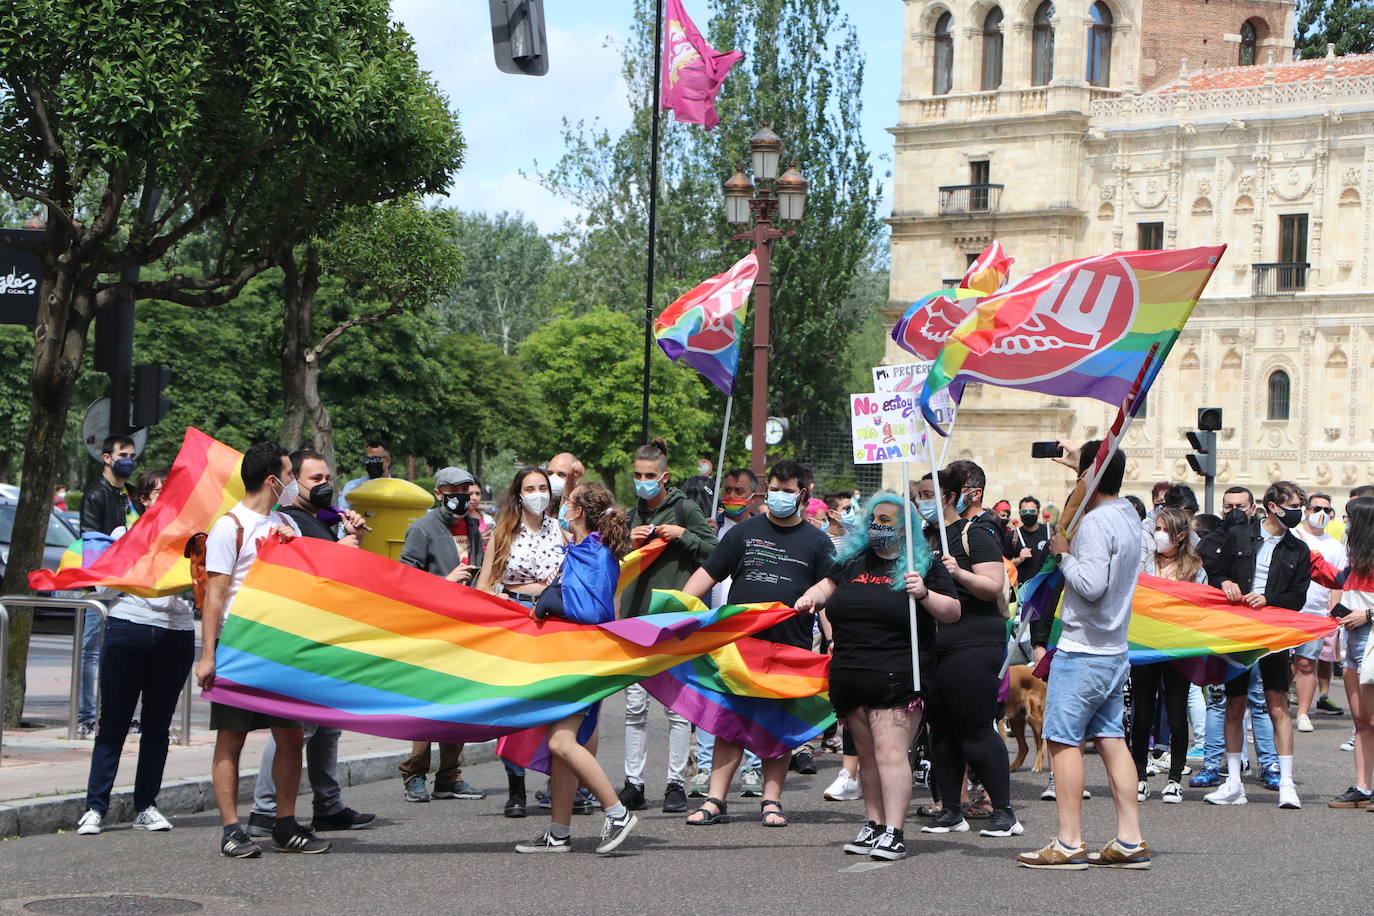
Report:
994,500,1012,512
435,467,475,488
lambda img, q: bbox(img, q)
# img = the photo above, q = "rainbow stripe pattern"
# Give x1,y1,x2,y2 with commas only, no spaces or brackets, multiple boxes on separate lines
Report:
204,542,798,743
654,250,757,395
616,537,670,598
891,241,1011,362
30,428,244,597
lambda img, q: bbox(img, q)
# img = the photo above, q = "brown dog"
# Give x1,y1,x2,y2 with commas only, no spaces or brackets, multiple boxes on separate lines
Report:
1002,664,1047,772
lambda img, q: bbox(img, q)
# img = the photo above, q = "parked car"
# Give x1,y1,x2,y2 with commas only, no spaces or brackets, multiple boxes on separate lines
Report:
0,498,83,624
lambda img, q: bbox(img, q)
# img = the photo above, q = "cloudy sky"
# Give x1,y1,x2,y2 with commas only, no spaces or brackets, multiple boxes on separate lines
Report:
390,0,904,233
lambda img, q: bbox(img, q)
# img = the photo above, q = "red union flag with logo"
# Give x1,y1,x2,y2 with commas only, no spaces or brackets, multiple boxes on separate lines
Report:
661,0,743,129
919,246,1226,433
891,241,1013,360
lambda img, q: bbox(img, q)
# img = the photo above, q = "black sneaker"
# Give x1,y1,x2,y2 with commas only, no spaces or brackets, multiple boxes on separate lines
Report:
220,828,262,858
663,782,688,813
515,830,571,853
617,779,648,811
843,820,882,855
311,807,376,831
791,749,817,775
1328,786,1373,809
870,828,907,861
1317,695,1346,716
245,811,275,838
920,808,969,834
979,806,1025,837
595,811,639,855
272,824,332,854
574,787,598,815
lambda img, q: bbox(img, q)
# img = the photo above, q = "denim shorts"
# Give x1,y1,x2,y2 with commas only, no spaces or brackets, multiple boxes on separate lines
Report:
1346,622,1371,671
1043,650,1130,745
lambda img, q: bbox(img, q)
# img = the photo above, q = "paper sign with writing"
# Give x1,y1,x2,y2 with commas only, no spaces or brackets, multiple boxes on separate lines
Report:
850,391,928,464
871,362,955,428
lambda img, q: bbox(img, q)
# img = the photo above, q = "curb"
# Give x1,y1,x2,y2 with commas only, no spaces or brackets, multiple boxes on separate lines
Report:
0,740,495,839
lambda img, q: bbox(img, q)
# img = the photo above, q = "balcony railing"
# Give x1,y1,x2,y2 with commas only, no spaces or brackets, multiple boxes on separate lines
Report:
1252,262,1308,296
938,183,1004,215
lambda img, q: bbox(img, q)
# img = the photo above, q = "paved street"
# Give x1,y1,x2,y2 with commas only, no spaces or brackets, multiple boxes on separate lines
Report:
0,695,1366,915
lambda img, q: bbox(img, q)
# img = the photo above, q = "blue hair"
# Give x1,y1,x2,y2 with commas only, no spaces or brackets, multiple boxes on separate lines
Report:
833,489,933,591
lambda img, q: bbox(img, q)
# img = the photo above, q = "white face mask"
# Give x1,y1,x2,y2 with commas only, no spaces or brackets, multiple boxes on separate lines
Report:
278,479,297,506
1153,530,1176,554
1307,509,1331,531
548,475,566,499
522,491,550,516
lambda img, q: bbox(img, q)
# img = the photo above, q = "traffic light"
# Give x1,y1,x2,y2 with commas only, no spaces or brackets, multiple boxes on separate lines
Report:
1186,407,1222,513
131,364,172,428
489,0,548,75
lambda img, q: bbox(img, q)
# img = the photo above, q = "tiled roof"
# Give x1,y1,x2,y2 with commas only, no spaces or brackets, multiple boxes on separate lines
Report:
1156,53,1374,94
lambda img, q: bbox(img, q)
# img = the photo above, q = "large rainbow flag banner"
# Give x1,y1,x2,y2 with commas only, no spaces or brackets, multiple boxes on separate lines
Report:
920,246,1225,433
29,428,244,597
204,540,799,743
891,241,1013,361
654,250,757,395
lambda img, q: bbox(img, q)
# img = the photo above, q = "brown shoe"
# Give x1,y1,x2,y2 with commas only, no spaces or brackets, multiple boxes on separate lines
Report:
1015,838,1089,870
1087,838,1152,869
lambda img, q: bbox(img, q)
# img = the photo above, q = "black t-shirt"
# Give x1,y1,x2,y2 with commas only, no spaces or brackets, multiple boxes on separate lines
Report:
939,518,1006,653
702,513,836,649
280,506,339,542
827,549,957,676
1004,522,1051,585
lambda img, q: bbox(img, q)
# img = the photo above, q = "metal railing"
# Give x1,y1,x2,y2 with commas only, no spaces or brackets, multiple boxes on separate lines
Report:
1252,261,1309,296
938,183,1004,215
0,604,7,763
0,595,194,761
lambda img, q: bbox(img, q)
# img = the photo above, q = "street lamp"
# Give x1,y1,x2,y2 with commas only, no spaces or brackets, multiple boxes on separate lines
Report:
721,125,807,479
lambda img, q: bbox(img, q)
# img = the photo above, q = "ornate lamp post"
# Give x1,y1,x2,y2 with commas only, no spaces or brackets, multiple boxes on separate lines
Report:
723,126,808,479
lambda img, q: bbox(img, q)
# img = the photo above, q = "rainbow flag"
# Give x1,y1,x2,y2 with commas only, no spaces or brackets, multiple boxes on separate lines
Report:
29,428,244,597
654,251,756,395
204,542,798,743
891,241,1012,361
920,246,1225,433
642,594,835,758
616,537,670,598
55,532,116,575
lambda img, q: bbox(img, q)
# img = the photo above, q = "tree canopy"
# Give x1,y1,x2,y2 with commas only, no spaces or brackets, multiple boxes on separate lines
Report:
1296,0,1374,58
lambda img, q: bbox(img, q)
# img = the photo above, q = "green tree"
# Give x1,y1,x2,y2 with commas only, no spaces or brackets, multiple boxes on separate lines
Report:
520,310,713,492
428,333,545,479
0,0,463,725
439,211,552,353
1296,0,1374,57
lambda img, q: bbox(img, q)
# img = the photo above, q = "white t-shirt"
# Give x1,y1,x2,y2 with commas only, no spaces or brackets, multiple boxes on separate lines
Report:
1251,527,1285,596
1297,527,1347,614
205,501,300,622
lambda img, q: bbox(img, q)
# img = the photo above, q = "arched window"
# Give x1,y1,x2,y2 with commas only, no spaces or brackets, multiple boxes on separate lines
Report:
933,12,954,95
1239,20,1257,66
1267,370,1290,420
982,8,1004,91
1032,2,1055,87
1087,2,1113,87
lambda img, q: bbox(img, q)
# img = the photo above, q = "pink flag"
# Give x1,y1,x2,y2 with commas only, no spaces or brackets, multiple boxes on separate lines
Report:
661,0,743,129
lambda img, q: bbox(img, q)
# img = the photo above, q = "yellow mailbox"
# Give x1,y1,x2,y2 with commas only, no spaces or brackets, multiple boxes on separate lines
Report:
346,478,435,560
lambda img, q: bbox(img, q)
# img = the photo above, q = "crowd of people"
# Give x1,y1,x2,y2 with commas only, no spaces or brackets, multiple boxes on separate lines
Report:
63,432,1374,868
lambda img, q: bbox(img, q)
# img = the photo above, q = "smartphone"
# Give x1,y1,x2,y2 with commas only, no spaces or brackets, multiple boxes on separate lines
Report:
1331,603,1352,619
1031,441,1064,459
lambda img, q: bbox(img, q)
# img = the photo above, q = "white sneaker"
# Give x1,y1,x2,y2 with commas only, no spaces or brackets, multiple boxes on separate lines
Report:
1278,782,1301,809
132,806,172,831
1161,781,1184,804
1137,780,1150,802
1040,774,1057,801
76,809,102,835
1204,781,1247,805
1296,714,1314,733
823,770,861,801
1340,730,1355,751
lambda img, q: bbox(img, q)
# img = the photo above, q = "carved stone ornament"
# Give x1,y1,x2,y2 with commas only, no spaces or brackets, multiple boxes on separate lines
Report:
1126,458,1141,481
1273,327,1285,346
1237,173,1254,195
1343,464,1360,486
1343,167,1361,189
1325,427,1341,441
1217,460,1232,483
1100,184,1117,201
1268,461,1284,481
1196,179,1212,197
1316,464,1333,485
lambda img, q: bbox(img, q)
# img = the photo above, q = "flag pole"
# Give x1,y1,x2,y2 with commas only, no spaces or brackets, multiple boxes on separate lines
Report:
901,459,921,692
925,423,952,557
937,403,959,467
640,0,666,444
709,394,733,520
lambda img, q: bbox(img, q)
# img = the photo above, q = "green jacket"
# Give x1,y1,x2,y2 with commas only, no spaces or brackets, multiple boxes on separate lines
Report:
622,487,716,617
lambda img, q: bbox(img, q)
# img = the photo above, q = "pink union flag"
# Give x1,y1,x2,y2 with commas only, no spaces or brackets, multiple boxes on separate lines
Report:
661,0,743,129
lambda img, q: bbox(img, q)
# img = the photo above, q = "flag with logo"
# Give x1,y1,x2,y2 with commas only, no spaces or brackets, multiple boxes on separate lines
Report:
891,241,1013,361
654,250,757,395
661,0,743,129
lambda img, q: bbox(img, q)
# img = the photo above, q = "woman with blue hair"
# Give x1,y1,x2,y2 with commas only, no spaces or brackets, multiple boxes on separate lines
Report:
795,491,960,861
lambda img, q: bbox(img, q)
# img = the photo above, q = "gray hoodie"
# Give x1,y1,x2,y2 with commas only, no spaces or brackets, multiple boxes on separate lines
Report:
1058,497,1141,655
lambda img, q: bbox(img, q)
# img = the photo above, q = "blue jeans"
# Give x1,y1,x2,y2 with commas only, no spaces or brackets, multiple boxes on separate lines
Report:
1203,669,1277,771
83,618,194,814
79,609,106,726
1043,650,1130,745
694,729,760,772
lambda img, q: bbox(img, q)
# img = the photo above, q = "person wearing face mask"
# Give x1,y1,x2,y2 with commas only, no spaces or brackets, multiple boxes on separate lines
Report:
1005,496,1052,586
74,435,139,736
1204,480,1311,810
1130,508,1209,805
618,438,717,815
794,492,960,860
821,492,856,550
545,451,585,512
1291,492,1348,731
244,450,376,837
395,467,490,805
681,460,836,827
338,439,391,511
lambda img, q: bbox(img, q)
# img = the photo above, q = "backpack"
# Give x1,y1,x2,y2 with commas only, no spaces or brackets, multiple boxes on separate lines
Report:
960,521,1012,619
184,511,244,610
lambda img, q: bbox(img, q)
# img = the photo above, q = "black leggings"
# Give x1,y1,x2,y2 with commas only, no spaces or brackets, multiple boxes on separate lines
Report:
1129,663,1190,782
927,645,1012,810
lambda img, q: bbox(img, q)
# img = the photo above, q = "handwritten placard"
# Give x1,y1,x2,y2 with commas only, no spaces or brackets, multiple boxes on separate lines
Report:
871,361,955,428
850,391,928,464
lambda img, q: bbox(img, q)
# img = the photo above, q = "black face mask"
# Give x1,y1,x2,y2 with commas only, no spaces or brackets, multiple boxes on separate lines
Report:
1222,508,1249,529
1019,512,1038,526
442,493,471,516
363,457,386,479
307,482,334,510
1272,505,1303,530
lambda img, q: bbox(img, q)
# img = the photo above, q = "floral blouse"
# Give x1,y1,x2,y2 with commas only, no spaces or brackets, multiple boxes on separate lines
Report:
502,515,565,587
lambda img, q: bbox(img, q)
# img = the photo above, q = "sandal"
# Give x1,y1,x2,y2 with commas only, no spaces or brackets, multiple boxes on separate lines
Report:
915,803,943,818
760,798,789,827
686,796,729,825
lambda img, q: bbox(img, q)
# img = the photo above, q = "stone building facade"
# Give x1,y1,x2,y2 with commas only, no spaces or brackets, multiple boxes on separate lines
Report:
884,0,1374,509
